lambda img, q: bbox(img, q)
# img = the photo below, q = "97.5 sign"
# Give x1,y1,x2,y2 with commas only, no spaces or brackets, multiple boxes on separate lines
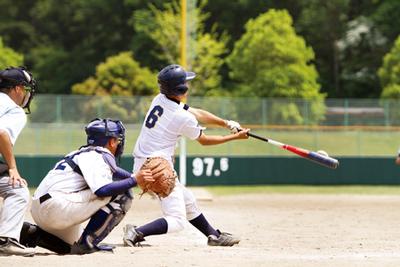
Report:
191,157,229,177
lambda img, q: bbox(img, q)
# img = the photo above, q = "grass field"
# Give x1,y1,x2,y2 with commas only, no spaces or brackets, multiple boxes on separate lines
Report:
15,124,400,156
203,185,400,195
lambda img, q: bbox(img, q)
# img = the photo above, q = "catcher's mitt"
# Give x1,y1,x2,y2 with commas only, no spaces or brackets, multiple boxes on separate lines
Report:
138,157,177,198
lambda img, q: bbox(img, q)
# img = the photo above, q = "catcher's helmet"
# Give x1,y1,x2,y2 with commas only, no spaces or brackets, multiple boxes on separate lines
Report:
0,66,37,113
85,118,126,157
157,64,195,96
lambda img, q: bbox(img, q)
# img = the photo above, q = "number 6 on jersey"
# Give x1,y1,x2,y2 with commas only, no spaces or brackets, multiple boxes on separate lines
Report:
145,105,164,128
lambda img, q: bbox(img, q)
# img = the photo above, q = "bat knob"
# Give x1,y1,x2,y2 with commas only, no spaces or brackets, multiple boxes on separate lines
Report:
316,150,329,157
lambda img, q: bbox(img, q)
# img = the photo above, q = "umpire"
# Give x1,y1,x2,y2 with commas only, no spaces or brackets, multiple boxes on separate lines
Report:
0,66,36,256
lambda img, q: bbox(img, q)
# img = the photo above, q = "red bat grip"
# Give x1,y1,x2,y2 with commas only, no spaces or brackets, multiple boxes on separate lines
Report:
283,144,309,157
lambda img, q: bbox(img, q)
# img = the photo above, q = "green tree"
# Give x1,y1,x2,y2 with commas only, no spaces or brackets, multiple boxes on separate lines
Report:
379,36,400,98
133,0,228,96
0,1,37,52
378,35,400,125
296,0,350,97
72,51,157,96
29,45,73,94
0,37,23,69
295,0,389,98
65,52,157,122
227,9,325,124
371,0,400,45
336,16,387,98
0,0,138,94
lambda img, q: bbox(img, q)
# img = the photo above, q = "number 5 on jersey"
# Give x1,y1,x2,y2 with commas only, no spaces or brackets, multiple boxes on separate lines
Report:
145,105,164,128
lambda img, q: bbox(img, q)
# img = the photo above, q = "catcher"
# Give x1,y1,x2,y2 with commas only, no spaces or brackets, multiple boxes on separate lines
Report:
123,64,249,247
20,118,159,254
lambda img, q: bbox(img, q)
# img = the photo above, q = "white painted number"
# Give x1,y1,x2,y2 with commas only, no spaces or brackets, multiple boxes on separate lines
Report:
220,158,229,172
192,157,229,177
192,158,204,176
203,158,214,176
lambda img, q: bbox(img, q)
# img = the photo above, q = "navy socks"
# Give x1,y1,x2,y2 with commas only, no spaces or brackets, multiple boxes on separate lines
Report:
137,218,168,237
189,214,219,237
136,214,219,238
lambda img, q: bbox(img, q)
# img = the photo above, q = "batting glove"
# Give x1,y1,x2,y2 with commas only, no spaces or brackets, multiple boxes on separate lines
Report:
226,120,241,134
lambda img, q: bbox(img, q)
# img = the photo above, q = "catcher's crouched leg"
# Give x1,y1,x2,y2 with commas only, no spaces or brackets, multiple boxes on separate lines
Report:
70,192,132,254
19,222,71,254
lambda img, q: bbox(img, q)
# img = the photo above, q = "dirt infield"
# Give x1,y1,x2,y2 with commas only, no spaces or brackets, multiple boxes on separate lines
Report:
3,189,400,266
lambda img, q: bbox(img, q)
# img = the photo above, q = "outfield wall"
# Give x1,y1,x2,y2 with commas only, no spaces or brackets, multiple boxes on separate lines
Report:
18,156,400,187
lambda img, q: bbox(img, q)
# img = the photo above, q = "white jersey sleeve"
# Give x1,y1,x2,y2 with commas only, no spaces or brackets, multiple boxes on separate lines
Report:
179,115,203,140
0,93,27,145
75,150,114,193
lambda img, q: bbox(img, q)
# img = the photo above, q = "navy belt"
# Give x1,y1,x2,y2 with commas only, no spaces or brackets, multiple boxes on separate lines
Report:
39,193,52,204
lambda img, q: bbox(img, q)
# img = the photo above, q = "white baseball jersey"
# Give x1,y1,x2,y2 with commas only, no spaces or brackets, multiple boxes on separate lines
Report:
0,92,28,241
0,92,27,145
133,94,204,161
33,146,115,199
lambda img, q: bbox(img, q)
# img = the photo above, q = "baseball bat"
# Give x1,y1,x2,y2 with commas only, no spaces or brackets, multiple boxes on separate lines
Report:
247,132,339,169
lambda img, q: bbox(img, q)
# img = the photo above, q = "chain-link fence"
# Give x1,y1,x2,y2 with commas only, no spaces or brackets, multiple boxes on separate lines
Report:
15,95,400,156
28,95,400,126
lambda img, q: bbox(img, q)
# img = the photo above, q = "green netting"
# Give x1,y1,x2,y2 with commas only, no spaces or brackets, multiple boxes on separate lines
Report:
27,95,400,126
15,95,400,156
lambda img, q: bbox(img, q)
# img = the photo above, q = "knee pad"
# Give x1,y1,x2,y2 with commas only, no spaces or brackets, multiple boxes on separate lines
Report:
117,192,133,213
80,192,133,248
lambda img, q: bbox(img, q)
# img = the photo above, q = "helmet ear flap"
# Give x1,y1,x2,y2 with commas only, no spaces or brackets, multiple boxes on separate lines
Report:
175,84,188,95
159,83,188,96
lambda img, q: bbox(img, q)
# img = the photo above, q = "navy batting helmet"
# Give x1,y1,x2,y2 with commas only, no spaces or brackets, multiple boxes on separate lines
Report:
0,66,37,113
85,118,126,157
157,64,196,96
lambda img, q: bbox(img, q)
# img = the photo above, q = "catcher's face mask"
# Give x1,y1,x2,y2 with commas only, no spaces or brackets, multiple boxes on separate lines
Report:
0,66,37,114
104,118,126,158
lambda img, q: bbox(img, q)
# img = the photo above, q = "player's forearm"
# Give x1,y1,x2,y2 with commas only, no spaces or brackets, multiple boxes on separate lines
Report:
112,166,132,180
188,107,227,127
197,134,239,146
0,130,16,169
95,177,136,197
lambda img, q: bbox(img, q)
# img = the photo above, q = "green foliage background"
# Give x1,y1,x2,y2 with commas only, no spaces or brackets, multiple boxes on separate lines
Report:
0,37,23,69
227,10,325,124
1,0,400,99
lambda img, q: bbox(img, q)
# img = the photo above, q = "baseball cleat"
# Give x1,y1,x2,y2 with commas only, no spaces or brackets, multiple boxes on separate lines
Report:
207,230,240,247
70,242,114,255
0,237,35,256
123,224,145,247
